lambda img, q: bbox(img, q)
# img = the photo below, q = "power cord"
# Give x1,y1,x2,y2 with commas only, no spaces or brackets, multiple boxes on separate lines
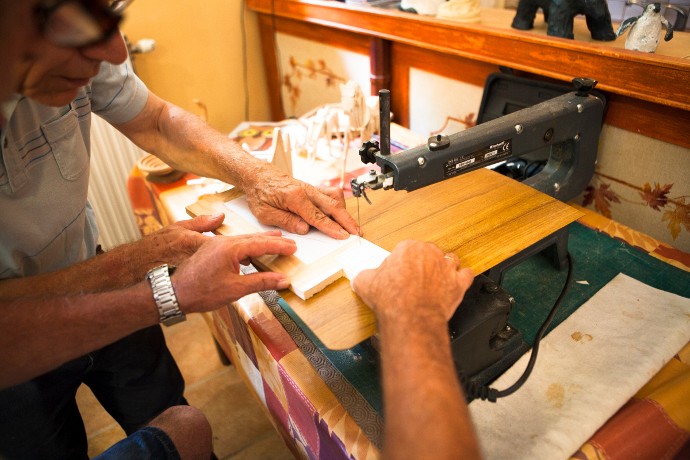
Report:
463,253,573,402
494,157,547,181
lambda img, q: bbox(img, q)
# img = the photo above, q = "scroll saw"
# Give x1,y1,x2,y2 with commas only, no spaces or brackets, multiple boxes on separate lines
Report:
352,77,606,399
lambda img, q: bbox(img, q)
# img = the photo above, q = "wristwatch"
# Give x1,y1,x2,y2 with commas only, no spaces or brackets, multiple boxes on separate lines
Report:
146,264,186,326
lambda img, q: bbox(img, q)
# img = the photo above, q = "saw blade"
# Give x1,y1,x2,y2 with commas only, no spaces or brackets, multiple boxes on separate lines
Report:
356,195,361,245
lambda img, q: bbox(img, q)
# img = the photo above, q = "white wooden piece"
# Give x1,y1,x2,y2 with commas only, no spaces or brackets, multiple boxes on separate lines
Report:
222,196,388,300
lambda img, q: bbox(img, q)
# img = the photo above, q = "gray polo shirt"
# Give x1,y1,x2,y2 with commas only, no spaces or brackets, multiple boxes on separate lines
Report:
0,61,148,279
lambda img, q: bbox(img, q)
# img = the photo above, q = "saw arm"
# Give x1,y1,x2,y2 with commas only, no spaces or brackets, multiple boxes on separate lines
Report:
352,77,605,203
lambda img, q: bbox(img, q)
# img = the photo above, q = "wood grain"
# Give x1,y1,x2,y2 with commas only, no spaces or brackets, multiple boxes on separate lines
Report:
187,168,581,349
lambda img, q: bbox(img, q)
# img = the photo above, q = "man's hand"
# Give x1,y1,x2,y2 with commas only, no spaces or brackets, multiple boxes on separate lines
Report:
124,213,225,276
104,213,226,289
354,241,481,459
243,164,359,240
352,240,474,325
117,92,359,240
0,214,227,299
172,232,297,313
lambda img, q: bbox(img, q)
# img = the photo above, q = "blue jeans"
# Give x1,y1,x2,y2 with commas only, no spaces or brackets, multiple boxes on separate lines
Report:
94,426,180,460
0,325,186,459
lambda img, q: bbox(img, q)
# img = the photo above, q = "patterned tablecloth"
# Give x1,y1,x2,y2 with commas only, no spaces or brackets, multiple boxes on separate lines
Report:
128,166,690,460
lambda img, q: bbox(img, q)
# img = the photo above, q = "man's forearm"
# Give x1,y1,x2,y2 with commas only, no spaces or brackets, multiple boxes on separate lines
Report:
0,216,217,300
117,92,359,239
117,93,266,191
0,282,159,389
0,240,161,299
378,317,482,459
0,221,298,390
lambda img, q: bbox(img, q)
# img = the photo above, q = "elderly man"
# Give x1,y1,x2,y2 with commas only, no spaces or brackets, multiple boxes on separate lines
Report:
0,0,357,458
0,2,261,459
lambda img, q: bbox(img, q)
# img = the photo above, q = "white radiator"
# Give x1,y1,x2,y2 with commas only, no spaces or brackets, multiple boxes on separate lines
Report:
88,114,145,250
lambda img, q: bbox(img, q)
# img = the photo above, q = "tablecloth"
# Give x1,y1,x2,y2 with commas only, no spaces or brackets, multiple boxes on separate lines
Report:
127,163,690,460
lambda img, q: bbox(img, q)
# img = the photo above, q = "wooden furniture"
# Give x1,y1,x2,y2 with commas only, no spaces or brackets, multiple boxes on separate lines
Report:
246,0,690,149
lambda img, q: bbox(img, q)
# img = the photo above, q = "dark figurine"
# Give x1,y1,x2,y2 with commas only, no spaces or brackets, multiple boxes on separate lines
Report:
511,0,617,41
616,3,674,52
511,0,551,30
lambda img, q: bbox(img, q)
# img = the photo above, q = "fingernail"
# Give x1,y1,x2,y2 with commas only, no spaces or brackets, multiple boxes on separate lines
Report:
211,212,224,219
296,222,309,234
277,278,290,290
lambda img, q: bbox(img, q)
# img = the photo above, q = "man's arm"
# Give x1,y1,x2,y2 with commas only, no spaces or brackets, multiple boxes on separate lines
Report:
0,214,224,299
1,282,160,388
115,93,359,239
352,240,482,459
0,232,296,389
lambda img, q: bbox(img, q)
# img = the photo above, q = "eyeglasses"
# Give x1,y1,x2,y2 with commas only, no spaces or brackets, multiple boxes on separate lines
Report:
34,0,134,48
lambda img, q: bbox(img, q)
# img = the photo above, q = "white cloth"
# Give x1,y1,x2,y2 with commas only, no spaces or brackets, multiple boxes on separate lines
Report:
469,273,690,459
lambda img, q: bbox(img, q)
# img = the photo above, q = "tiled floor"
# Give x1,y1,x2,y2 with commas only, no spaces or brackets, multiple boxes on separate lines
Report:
76,313,294,459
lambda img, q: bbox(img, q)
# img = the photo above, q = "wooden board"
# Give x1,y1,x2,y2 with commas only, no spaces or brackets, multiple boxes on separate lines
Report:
188,168,582,349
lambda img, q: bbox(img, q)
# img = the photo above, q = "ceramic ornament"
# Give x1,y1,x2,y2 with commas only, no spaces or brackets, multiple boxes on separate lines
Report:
616,2,674,53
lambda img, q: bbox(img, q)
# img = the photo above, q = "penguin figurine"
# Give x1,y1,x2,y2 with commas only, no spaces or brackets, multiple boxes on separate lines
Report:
616,3,674,53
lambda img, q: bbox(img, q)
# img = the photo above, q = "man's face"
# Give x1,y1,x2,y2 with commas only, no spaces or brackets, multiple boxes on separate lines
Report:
0,0,41,106
19,30,129,107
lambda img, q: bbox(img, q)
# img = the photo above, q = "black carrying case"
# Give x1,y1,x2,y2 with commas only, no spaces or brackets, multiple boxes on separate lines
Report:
477,72,606,180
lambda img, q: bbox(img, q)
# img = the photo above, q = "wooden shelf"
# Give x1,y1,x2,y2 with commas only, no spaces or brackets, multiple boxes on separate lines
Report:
247,0,690,112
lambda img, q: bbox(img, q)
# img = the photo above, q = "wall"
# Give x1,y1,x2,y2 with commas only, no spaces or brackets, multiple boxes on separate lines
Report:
275,33,371,118
121,0,271,134
575,126,690,252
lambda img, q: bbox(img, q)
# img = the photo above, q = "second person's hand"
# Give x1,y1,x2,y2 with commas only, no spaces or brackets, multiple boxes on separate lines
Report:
172,232,297,313
241,162,360,240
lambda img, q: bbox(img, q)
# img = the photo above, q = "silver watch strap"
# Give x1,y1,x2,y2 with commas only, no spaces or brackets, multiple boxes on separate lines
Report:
146,264,186,326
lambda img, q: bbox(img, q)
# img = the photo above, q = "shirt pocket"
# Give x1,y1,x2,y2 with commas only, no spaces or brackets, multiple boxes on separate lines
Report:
41,109,89,181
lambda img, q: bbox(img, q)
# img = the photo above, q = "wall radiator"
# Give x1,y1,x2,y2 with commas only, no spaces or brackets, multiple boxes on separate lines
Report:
88,114,145,250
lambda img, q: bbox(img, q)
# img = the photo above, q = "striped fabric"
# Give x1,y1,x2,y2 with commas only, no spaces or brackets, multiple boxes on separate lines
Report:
572,344,690,459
